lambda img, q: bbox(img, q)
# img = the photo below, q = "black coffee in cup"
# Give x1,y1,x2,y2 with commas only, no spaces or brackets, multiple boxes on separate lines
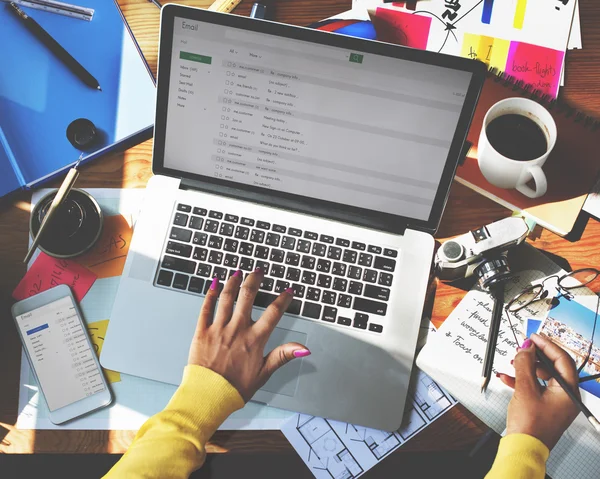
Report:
485,113,548,161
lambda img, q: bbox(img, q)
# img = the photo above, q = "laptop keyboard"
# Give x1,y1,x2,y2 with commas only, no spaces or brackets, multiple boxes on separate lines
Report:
154,203,399,334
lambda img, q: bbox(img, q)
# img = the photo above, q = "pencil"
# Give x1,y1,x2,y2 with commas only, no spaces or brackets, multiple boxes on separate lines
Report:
481,283,504,393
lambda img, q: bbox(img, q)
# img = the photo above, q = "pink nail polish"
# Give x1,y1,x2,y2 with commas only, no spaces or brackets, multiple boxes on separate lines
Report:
233,270,242,278
210,277,219,290
293,349,311,358
521,339,533,349
510,359,514,365
285,287,294,295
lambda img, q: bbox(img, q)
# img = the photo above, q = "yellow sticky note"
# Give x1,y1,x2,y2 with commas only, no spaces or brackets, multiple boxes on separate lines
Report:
461,33,510,71
87,319,121,384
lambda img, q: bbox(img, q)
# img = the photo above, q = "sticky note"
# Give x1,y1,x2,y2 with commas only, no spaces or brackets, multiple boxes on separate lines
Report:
372,7,432,50
513,0,528,29
87,319,121,383
76,214,133,279
505,41,564,97
13,252,97,303
461,33,510,71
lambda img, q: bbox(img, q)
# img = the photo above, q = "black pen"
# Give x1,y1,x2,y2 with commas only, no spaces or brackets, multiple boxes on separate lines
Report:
9,2,101,90
147,0,162,9
481,283,504,393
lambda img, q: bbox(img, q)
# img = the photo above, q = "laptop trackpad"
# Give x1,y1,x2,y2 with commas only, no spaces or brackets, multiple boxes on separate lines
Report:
260,327,307,397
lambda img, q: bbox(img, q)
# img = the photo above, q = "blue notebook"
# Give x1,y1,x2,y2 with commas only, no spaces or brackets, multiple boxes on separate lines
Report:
0,0,156,198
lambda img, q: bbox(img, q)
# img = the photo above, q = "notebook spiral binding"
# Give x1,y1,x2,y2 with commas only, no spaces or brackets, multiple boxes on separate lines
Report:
487,66,600,131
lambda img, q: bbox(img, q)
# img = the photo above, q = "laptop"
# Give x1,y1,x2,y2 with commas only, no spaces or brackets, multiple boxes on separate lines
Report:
101,4,485,430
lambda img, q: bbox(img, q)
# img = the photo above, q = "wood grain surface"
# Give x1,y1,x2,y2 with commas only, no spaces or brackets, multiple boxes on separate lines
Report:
1,0,599,470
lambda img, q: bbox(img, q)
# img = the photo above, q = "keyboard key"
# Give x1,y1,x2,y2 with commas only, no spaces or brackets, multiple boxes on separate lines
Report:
208,235,223,249
228,269,242,279
281,236,296,250
212,267,228,281
273,224,286,233
320,234,334,244
333,278,347,292
378,273,393,287
322,307,337,323
271,264,285,278
162,255,196,274
209,211,223,219
203,281,212,294
270,249,285,263
364,285,390,301
188,276,204,293
286,268,301,282
384,248,398,258
348,281,363,295
291,283,305,298
304,231,318,240
306,287,321,301
312,243,327,257
368,245,382,254
193,247,208,262
266,233,280,247
301,256,316,270
317,274,332,289
351,241,366,251
260,277,274,291
193,232,208,246
317,258,331,273
204,220,219,233
257,221,270,229
208,250,223,264
173,213,188,227
332,263,347,276
338,316,352,326
348,266,362,280
287,299,302,315
327,246,342,260
250,229,265,243
289,228,302,237
219,223,234,236
369,324,383,333
235,226,250,240
241,217,255,226
240,257,255,271
177,204,191,212
285,252,300,266
254,291,277,308
296,239,311,253
189,216,204,230
353,297,387,316
343,249,357,263
256,261,269,273
173,273,189,290
358,253,373,267
363,269,377,283
322,291,336,304
166,241,193,258
337,294,352,308
225,214,239,223
374,256,396,272
353,313,368,329
336,238,350,247
223,239,239,252
170,227,192,243
301,271,316,285
302,302,322,319
274,280,290,293
239,242,254,256
193,207,207,216
223,254,239,268
157,269,173,286
255,245,269,259
196,264,212,277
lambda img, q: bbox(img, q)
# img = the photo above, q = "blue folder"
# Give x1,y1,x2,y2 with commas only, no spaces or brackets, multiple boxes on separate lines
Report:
0,0,156,198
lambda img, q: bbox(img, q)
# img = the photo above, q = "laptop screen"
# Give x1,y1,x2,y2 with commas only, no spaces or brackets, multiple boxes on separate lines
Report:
160,13,479,226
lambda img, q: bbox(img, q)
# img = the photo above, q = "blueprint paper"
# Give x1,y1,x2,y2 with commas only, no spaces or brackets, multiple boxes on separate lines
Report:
281,369,457,478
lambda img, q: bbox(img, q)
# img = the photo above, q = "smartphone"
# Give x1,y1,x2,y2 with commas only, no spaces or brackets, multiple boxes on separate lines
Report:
11,285,113,424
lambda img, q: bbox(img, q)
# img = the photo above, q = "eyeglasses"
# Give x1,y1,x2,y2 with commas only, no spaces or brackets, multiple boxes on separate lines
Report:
505,268,600,383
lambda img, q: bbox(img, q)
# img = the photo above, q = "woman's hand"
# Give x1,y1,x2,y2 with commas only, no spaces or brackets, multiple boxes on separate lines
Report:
188,269,310,402
497,333,580,450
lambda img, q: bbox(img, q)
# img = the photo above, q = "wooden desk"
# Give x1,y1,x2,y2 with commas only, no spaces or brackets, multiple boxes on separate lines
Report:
1,0,600,474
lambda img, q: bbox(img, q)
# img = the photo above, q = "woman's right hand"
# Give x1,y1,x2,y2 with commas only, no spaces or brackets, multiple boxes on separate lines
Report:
497,333,580,450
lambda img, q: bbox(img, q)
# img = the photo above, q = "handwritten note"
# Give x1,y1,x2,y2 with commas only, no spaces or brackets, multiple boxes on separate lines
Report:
506,41,564,97
87,320,121,384
76,214,133,279
13,252,97,303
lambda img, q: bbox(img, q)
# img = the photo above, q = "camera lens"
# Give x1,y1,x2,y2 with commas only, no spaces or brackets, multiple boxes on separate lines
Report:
475,253,512,289
441,240,464,262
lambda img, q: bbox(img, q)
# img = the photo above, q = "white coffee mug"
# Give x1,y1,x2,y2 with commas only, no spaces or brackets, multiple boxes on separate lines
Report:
478,98,557,199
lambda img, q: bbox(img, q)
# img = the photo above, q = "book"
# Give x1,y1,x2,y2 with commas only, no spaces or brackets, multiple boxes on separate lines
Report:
0,0,156,199
416,244,600,478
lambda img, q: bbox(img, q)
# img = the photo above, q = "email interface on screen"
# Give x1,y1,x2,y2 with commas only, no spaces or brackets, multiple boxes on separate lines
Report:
163,19,472,221
17,297,105,412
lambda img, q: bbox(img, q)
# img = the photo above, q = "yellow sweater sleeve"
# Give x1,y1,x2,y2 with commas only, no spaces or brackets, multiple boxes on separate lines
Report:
103,365,245,479
485,434,549,479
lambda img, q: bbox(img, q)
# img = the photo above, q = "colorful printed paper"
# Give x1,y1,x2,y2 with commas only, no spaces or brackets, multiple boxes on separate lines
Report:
370,8,431,49
86,320,121,384
12,252,97,303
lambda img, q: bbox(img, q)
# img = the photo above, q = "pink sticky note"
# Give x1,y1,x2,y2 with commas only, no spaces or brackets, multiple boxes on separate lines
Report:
373,7,432,50
505,41,564,97
12,252,97,303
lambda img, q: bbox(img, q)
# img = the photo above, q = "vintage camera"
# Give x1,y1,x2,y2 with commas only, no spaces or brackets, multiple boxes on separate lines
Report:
434,217,529,288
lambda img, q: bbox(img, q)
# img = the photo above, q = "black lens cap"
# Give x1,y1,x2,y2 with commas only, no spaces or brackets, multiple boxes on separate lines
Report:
67,118,98,150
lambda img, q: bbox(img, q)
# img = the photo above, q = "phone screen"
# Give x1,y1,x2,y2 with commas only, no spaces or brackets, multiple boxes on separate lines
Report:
15,296,106,412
